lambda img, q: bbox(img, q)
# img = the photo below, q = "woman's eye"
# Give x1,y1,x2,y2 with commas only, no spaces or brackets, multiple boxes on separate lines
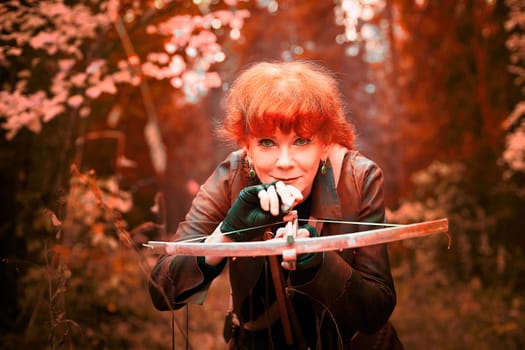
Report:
259,139,275,147
295,138,311,146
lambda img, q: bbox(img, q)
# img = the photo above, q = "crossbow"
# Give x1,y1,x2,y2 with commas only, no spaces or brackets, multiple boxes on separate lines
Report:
144,216,449,346
144,217,450,262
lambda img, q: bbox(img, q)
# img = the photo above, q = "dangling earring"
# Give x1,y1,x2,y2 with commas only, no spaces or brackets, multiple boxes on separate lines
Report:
246,153,256,178
321,159,328,174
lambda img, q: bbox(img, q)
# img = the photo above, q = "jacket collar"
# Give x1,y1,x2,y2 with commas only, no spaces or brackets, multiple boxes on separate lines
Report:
310,158,343,220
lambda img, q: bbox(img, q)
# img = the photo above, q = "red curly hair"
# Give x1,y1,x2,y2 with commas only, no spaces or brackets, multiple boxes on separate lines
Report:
218,61,355,149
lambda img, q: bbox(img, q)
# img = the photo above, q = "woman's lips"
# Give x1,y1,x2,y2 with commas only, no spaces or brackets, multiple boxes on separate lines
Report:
274,176,300,184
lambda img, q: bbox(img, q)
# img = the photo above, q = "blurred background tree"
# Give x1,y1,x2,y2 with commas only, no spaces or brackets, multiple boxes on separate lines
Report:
1,0,524,349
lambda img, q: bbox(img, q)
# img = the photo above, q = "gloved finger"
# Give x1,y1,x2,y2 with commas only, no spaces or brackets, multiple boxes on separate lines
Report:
239,184,266,206
282,211,298,222
274,227,287,239
281,261,295,271
286,185,303,204
276,182,303,212
301,224,318,238
296,227,311,238
275,181,293,212
257,189,270,212
266,184,280,216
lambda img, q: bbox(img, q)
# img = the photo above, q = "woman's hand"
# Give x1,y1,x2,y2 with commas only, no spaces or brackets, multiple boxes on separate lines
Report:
203,225,230,266
220,181,303,242
257,181,303,216
275,224,323,271
274,225,312,239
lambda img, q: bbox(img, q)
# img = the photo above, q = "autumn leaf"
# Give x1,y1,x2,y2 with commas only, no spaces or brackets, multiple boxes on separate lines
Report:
29,31,58,50
204,72,222,88
42,102,65,123
67,95,84,108
169,55,186,76
70,73,87,87
86,86,102,99
100,77,117,94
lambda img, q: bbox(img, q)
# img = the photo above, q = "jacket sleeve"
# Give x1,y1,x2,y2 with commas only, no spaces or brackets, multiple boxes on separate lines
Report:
148,152,241,311
291,152,396,334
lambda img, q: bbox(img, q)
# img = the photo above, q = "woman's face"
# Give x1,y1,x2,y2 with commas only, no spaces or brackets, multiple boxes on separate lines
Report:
245,129,328,199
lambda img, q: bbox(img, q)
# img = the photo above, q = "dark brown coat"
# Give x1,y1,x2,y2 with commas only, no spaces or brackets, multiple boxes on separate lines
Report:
149,148,401,349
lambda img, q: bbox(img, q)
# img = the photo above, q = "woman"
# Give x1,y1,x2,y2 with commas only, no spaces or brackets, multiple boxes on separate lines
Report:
149,61,403,349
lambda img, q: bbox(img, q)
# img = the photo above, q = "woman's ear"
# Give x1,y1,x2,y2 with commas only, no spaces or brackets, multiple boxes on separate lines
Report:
242,145,252,161
321,143,330,161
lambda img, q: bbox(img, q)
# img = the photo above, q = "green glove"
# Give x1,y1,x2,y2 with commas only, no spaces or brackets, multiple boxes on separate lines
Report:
220,183,284,242
296,224,323,270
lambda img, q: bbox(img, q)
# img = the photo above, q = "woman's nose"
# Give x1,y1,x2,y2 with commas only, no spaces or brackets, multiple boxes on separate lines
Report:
276,147,293,167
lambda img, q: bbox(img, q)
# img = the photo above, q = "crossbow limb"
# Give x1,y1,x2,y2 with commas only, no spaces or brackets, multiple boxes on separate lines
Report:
144,218,450,258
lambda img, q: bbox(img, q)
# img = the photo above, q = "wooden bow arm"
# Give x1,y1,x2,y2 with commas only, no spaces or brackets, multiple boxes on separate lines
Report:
143,218,450,257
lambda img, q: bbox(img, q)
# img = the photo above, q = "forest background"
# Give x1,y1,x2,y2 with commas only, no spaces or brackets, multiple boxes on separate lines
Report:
1,0,524,349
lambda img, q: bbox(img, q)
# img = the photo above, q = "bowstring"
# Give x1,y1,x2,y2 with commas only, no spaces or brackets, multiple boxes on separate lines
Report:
166,218,402,244
168,220,288,243
297,218,405,227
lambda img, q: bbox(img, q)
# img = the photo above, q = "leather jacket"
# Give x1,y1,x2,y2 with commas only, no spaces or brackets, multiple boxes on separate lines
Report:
149,147,397,346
